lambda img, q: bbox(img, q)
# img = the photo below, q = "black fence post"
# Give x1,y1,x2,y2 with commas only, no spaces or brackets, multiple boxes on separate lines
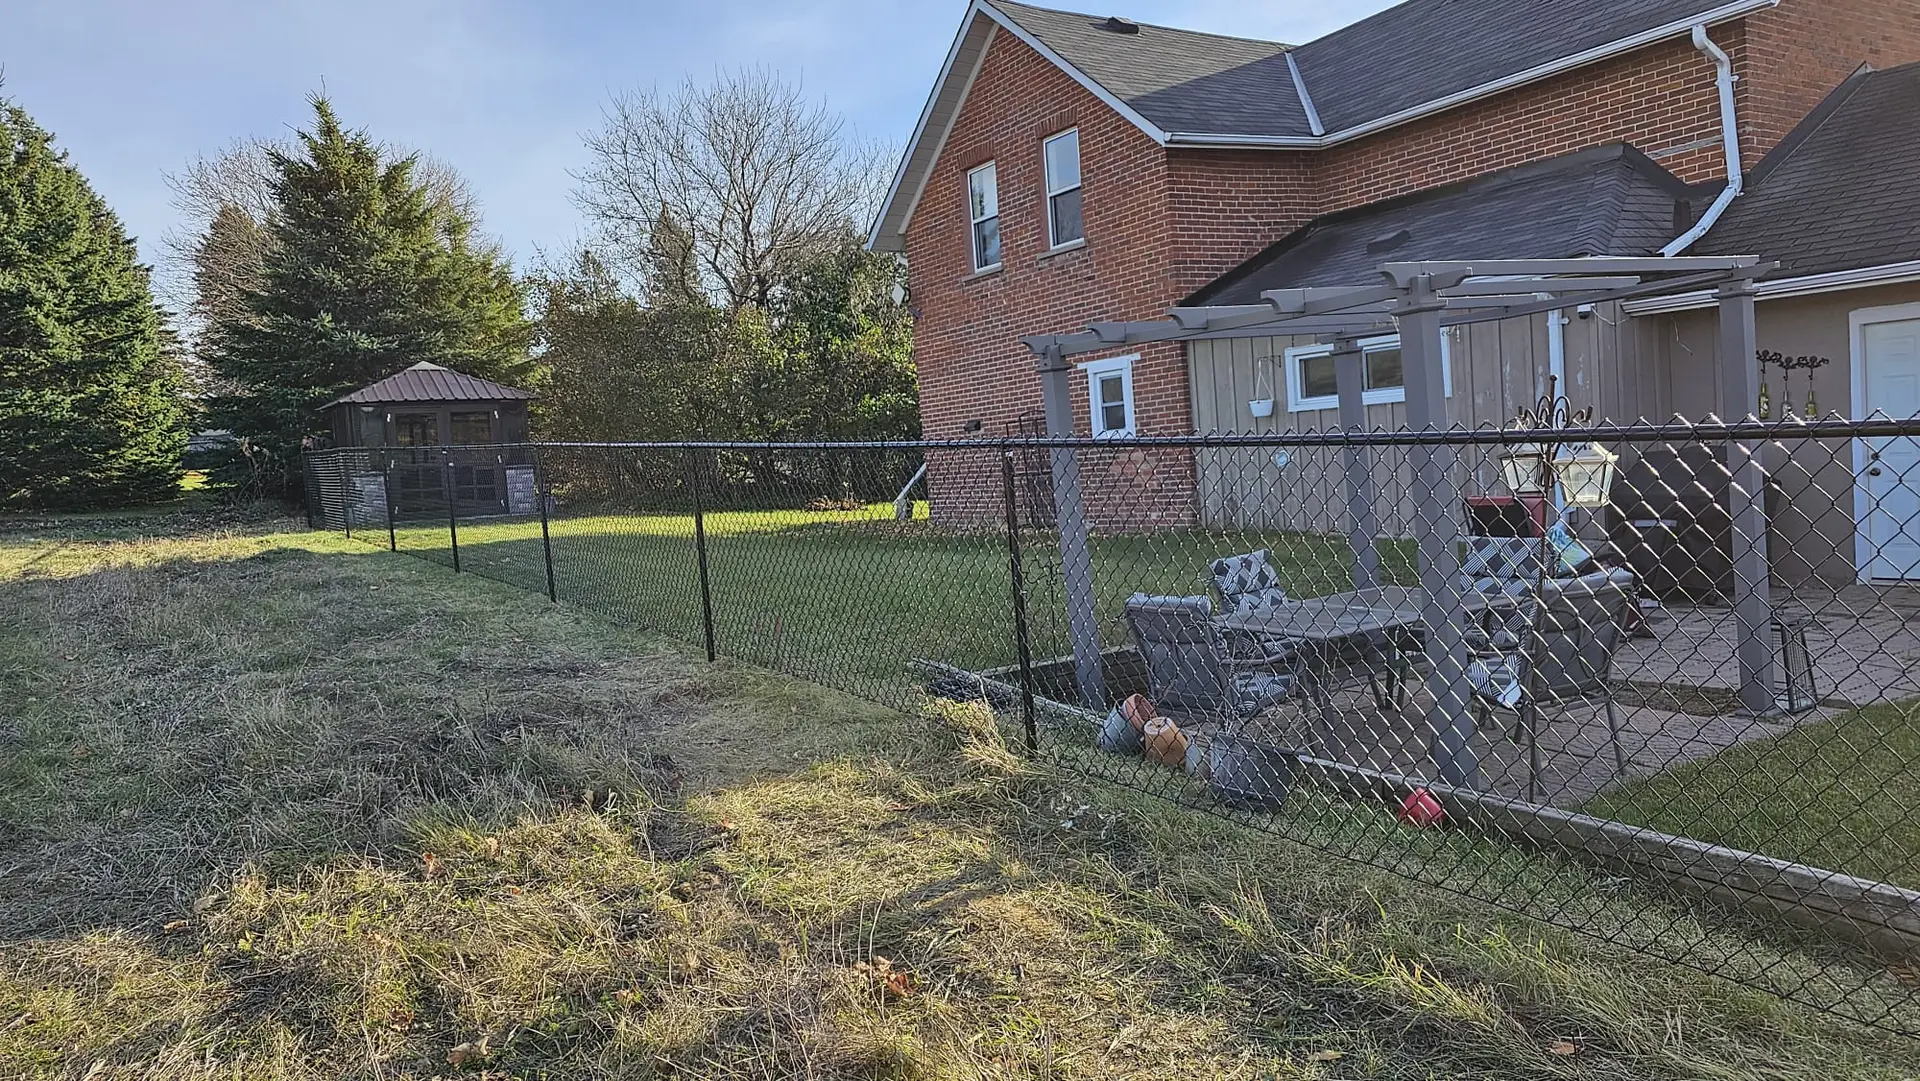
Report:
384,453,398,552
687,447,719,662
536,449,558,603
443,449,461,573
1001,448,1039,756
341,454,352,542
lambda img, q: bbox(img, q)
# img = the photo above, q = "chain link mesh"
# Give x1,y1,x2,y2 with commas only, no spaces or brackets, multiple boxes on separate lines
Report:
306,419,1920,1035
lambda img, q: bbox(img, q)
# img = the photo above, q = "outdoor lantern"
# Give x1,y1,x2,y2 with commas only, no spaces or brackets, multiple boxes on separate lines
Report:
1553,441,1619,507
1499,442,1552,495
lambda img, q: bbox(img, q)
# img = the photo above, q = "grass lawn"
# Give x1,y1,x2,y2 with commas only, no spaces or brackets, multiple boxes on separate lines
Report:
2,511,1917,1077
1583,702,1920,890
387,505,1417,705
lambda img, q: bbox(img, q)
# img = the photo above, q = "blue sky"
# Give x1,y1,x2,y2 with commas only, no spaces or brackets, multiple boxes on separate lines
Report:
5,0,1397,279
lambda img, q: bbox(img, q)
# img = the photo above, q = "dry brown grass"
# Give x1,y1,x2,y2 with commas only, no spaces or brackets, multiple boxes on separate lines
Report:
1,519,1914,1079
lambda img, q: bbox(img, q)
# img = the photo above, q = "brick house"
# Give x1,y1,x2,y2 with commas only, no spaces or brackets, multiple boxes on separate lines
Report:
871,0,1920,540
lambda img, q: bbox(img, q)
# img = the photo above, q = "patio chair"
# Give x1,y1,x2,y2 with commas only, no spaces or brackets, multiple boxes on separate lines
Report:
1460,535,1639,652
1211,548,1405,709
1467,572,1635,803
1122,593,1297,721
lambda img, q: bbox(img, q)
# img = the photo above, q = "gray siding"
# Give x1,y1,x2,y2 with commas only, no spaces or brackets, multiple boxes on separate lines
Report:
1185,306,1639,533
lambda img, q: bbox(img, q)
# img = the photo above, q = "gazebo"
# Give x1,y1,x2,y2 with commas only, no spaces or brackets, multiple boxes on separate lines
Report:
1020,256,1777,790
321,362,536,521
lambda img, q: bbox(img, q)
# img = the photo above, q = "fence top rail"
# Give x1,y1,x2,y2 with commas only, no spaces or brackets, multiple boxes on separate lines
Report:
299,417,1920,457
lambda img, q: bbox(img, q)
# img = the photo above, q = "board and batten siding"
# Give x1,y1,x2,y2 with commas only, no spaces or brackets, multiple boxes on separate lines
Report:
1185,305,1641,532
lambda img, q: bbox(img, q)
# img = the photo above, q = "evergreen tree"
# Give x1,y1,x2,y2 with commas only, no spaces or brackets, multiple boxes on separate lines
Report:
207,97,533,492
0,96,186,510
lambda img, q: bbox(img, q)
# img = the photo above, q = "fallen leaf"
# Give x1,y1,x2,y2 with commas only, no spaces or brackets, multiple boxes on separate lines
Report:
162,919,190,934
1308,1049,1344,1062
716,819,738,832
483,836,501,859
447,1036,490,1066
422,852,442,879
1547,1040,1579,1056
191,894,218,914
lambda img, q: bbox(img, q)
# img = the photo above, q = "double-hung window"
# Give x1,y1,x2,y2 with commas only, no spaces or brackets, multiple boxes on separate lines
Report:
1080,355,1136,438
967,162,1001,271
1043,128,1083,248
1284,333,1449,413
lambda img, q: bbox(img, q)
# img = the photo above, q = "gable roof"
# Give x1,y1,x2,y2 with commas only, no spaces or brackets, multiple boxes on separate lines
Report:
328,362,534,406
983,2,1306,138
869,0,1776,252
1188,145,1708,305
1694,61,1920,279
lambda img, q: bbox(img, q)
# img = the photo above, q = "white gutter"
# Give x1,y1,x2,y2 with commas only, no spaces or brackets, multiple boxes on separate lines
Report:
1661,25,1744,256
1286,51,1325,137
1622,260,1920,315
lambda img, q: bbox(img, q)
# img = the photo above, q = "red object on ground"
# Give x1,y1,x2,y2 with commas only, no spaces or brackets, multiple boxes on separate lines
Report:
1120,693,1159,732
1397,788,1446,828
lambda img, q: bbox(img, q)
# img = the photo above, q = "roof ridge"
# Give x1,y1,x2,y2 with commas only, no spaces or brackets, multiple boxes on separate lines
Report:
1742,63,1878,192
984,0,1291,49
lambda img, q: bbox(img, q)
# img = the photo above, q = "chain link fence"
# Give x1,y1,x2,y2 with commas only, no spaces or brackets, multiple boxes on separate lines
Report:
307,419,1920,1035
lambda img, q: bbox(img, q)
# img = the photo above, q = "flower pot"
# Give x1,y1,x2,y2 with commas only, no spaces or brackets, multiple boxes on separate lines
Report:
1248,398,1275,419
1143,717,1189,768
1097,707,1144,755
1208,733,1298,811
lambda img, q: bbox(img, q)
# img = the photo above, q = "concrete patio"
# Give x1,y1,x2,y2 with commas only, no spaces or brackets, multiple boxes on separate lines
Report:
1150,583,1920,809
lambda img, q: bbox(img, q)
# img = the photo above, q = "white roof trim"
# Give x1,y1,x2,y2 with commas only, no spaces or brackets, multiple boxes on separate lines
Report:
870,0,1780,248
1621,260,1920,315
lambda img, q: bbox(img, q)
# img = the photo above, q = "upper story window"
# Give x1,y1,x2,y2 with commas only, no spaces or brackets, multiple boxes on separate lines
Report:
1285,333,1450,413
1079,354,1136,438
1043,129,1083,248
967,162,1001,271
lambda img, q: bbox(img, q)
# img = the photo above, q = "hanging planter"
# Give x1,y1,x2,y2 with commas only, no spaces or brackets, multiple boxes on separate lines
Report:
1248,397,1275,419
1248,354,1279,422
1207,733,1299,811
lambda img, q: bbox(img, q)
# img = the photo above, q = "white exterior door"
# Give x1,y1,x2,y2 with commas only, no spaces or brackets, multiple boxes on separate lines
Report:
1860,315,1920,581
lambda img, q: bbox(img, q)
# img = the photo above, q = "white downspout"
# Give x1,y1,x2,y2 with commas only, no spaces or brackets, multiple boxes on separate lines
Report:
1662,24,1744,256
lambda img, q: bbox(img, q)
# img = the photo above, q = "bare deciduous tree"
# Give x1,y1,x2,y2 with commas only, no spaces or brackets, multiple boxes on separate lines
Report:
574,68,889,310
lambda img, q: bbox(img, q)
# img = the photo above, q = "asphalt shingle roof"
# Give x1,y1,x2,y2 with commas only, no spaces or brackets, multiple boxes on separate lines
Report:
1696,62,1920,278
329,362,534,406
1188,145,1704,303
1289,0,1741,133
984,1,1308,137
986,0,1741,139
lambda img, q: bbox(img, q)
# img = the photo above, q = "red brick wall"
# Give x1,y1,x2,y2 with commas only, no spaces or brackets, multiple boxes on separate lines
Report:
1315,36,1728,214
1732,3,1920,165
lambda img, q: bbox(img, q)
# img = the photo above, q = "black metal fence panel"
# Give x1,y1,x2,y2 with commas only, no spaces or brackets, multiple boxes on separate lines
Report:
306,419,1920,1036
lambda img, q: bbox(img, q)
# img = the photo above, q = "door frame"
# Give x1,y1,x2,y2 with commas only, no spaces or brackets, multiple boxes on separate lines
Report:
1848,300,1920,582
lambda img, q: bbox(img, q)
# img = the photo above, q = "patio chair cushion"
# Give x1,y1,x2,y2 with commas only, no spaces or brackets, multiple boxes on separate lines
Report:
1462,536,1546,581
1211,549,1288,615
1230,670,1296,713
1468,655,1526,709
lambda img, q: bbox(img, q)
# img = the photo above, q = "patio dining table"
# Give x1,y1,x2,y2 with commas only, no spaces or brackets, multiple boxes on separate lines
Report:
1216,585,1514,757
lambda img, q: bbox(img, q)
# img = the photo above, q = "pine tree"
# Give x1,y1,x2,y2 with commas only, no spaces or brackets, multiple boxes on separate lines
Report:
207,97,533,491
0,96,186,510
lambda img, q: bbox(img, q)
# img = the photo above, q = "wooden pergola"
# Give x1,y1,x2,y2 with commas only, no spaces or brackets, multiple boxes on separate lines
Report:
1020,256,1776,790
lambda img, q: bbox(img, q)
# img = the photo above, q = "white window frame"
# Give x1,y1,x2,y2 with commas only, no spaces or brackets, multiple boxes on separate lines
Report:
1283,333,1452,413
1079,354,1137,438
1042,127,1083,250
966,161,1001,272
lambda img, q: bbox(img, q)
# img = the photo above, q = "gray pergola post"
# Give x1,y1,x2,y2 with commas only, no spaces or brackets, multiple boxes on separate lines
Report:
1717,278,1778,715
1333,337,1380,589
1396,280,1478,788
1036,344,1107,707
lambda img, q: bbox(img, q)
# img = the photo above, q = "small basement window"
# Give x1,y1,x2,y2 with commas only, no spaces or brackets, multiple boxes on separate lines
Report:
1285,333,1450,413
1043,128,1083,248
967,162,1001,271
1080,354,1137,438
